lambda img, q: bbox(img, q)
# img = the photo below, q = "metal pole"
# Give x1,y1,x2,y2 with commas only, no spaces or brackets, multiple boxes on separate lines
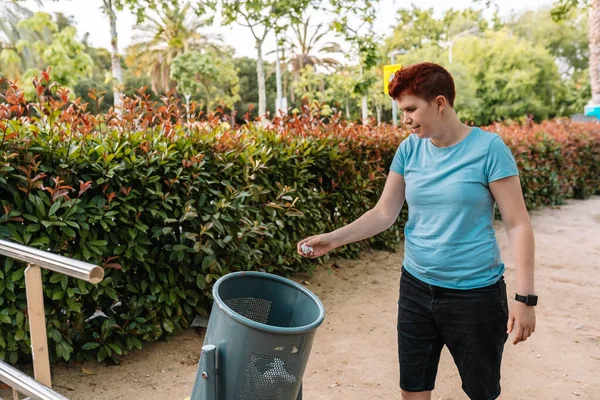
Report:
0,239,103,283
0,360,68,400
199,344,217,400
25,265,52,388
391,54,397,127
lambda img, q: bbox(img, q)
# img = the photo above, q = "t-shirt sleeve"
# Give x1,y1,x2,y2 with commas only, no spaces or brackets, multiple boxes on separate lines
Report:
390,141,406,175
485,136,519,183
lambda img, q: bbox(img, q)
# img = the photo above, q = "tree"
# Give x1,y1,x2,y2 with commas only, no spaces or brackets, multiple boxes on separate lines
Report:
383,6,492,56
326,67,357,119
325,0,382,123
509,5,589,116
15,12,94,100
219,0,312,118
0,2,37,80
275,17,343,104
101,0,124,108
509,6,588,77
170,50,240,113
292,65,331,103
548,0,598,110
285,17,343,72
367,70,391,126
393,30,564,125
126,1,220,94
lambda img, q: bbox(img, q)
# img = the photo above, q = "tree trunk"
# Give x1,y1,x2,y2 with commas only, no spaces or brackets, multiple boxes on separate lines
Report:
291,72,296,104
361,95,368,124
105,0,123,109
589,0,600,104
345,102,350,120
256,39,267,117
376,104,382,126
360,65,368,124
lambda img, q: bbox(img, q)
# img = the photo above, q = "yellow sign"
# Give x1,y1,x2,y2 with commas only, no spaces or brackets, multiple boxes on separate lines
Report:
383,64,402,95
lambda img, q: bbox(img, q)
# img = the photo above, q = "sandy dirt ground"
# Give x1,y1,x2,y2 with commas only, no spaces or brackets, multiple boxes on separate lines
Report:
2,197,599,400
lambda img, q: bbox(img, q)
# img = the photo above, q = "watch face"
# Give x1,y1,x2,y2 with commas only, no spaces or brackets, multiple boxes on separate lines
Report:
527,296,538,306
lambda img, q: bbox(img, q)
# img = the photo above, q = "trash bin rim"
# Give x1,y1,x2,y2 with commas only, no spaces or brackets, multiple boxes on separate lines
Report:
212,271,325,334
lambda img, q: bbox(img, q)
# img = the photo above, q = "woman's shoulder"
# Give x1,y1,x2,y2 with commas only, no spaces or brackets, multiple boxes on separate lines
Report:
399,133,422,150
472,126,501,145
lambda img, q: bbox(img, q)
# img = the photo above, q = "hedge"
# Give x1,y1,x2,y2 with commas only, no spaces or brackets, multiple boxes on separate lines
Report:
0,76,599,364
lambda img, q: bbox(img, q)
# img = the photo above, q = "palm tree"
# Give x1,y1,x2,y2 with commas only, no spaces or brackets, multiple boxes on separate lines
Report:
285,17,343,73
276,17,343,103
125,1,221,94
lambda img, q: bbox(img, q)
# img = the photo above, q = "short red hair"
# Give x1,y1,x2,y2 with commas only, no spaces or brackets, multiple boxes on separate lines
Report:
388,62,456,107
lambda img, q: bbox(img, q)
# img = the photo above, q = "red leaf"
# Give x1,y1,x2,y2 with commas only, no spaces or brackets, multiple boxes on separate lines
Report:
41,69,50,83
79,180,92,197
103,263,122,270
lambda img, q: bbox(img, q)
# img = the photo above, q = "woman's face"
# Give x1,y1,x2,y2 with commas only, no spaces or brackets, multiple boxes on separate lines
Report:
395,94,445,138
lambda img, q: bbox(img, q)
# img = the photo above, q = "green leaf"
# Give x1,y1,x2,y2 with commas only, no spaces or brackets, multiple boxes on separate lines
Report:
15,312,24,327
0,315,11,324
30,236,50,246
11,268,24,282
52,291,65,300
163,319,174,333
196,274,206,290
82,342,101,350
62,226,76,237
14,330,25,341
108,343,122,355
25,224,41,233
97,346,107,362
50,329,62,343
48,202,61,217
88,240,108,247
82,246,91,259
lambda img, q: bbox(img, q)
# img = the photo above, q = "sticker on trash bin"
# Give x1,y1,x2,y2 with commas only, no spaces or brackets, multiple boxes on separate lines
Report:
291,345,298,353
274,345,285,351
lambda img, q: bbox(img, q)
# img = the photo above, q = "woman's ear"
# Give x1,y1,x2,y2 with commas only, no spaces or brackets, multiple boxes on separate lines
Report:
436,95,447,115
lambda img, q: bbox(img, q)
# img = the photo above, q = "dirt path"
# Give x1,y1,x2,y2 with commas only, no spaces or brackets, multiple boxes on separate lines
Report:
4,197,600,400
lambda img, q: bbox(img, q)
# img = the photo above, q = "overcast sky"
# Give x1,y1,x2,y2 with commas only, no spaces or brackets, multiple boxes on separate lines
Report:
21,0,554,62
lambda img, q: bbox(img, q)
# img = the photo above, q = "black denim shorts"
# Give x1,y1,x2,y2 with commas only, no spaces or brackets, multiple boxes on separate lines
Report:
397,267,509,400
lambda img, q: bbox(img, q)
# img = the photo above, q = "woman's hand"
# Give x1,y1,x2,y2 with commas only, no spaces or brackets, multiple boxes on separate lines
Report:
507,301,536,345
297,233,337,259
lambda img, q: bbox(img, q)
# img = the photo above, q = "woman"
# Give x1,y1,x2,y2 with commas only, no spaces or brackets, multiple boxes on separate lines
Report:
297,62,536,400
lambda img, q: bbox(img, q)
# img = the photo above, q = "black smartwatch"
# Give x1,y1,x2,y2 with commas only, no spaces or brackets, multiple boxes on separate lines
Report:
515,293,538,306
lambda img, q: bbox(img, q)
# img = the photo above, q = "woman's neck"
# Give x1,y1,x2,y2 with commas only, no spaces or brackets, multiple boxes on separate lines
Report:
430,115,472,148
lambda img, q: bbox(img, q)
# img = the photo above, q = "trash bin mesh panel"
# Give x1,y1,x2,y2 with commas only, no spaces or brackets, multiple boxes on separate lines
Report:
239,351,309,399
224,297,272,324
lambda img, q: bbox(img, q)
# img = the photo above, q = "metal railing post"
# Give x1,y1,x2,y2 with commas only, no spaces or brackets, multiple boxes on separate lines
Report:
0,239,105,399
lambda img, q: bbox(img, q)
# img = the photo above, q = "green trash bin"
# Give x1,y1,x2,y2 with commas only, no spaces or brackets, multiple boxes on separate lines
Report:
190,271,325,400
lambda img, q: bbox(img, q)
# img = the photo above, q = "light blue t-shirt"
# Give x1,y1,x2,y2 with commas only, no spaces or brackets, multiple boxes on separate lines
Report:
390,127,519,290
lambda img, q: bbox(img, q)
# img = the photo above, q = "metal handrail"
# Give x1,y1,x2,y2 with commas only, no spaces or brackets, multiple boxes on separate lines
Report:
0,360,68,400
0,240,104,283
0,239,105,399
